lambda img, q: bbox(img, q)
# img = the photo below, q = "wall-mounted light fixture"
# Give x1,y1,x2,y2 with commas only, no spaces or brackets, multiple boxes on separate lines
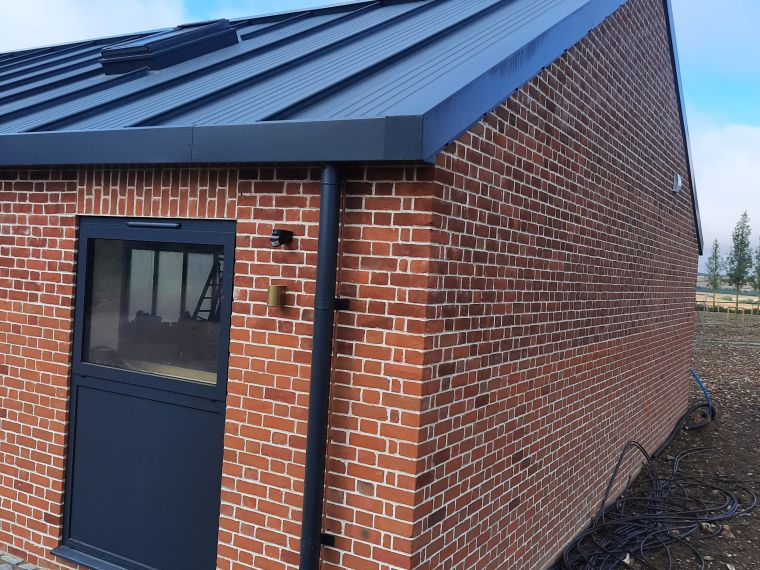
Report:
271,228,294,248
267,284,287,307
673,173,683,194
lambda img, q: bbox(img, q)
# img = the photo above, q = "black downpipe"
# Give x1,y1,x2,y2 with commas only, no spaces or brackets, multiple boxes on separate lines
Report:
299,165,342,570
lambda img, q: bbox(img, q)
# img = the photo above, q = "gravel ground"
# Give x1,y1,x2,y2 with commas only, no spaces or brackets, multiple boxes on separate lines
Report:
553,311,760,569
0,551,41,570
632,312,760,570
678,312,760,569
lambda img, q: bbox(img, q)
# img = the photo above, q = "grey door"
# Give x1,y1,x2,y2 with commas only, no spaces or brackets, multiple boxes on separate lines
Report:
55,217,235,570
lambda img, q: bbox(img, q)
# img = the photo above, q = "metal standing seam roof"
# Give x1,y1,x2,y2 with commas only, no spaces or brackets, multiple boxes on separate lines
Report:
0,0,702,252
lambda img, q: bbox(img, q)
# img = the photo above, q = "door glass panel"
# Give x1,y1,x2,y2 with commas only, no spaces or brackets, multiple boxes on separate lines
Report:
128,249,155,318
83,239,224,384
156,251,184,322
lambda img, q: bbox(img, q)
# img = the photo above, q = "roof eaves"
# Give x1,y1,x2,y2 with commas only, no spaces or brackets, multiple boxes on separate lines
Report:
420,0,627,160
0,116,425,166
191,116,424,163
662,0,703,255
0,127,194,165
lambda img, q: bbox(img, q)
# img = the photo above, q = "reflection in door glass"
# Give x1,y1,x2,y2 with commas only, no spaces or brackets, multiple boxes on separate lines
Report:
84,239,224,384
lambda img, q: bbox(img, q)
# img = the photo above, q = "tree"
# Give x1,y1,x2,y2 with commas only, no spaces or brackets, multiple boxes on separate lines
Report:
726,211,753,313
705,239,723,311
752,240,760,313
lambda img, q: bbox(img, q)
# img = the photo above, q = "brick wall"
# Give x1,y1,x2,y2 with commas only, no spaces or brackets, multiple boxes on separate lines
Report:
411,0,699,568
0,165,437,570
0,0,699,569
0,168,78,570
221,165,435,570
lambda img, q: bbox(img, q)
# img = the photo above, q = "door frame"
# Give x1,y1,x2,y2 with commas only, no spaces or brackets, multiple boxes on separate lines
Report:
54,216,236,570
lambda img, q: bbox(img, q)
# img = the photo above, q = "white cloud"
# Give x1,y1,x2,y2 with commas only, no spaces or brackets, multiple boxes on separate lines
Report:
0,0,189,52
689,118,760,264
673,1,760,268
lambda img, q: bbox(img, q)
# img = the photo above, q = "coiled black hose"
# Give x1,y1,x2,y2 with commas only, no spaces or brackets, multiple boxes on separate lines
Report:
550,370,755,570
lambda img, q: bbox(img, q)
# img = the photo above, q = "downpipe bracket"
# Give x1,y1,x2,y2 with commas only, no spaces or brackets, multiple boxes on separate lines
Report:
314,296,350,311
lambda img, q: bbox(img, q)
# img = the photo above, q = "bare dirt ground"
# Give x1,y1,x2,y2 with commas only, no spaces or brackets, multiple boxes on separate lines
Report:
554,311,760,569
637,312,760,569
673,312,760,569
554,312,760,570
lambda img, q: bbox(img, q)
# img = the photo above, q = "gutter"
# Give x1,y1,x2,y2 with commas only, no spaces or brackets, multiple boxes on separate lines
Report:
299,164,343,570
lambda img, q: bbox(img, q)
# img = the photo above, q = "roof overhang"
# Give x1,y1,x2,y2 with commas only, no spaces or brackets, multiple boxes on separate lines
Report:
0,117,426,165
0,0,702,254
662,0,703,255
0,0,628,167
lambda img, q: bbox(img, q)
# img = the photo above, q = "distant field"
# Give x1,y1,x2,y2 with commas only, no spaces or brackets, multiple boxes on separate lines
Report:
695,273,760,311
696,285,758,296
696,290,760,312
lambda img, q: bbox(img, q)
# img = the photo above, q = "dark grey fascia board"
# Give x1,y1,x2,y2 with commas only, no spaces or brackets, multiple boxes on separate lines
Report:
0,116,424,166
0,126,194,165
663,0,703,255
420,0,627,160
191,115,424,163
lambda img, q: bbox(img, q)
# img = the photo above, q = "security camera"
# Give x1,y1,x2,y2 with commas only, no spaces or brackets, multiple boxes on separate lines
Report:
270,228,294,248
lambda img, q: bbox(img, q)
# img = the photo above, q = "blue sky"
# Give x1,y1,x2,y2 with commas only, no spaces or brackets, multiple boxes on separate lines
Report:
672,0,760,125
669,0,760,267
1,0,756,267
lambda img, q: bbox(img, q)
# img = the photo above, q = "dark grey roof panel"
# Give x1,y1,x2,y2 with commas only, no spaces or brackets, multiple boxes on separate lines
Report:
0,41,97,71
0,71,144,122
6,5,420,133
0,65,101,105
287,0,582,119
0,45,101,79
159,0,493,126
0,56,100,91
0,0,621,148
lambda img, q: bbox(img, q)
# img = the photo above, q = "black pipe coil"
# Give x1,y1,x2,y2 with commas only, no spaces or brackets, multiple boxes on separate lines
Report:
551,372,755,570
